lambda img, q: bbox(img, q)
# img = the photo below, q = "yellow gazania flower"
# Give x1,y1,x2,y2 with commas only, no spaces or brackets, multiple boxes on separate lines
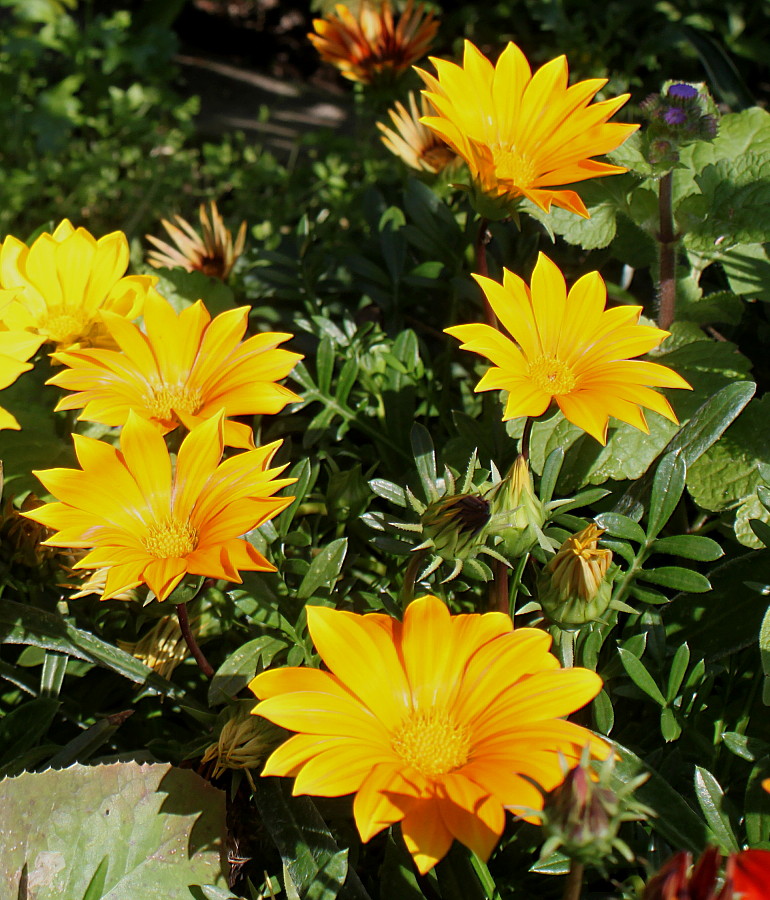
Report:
309,0,438,87
0,303,46,430
47,291,303,450
446,253,691,444
251,594,606,874
146,201,247,281
0,219,157,353
25,410,295,601
417,41,638,217
377,92,457,174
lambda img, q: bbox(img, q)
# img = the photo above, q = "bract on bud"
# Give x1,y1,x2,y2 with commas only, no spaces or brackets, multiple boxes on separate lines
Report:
488,455,546,558
538,524,614,628
418,493,491,561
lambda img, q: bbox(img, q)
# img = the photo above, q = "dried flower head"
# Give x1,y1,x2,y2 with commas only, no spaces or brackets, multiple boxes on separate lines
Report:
378,92,456,173
118,613,198,679
309,0,438,86
146,201,247,281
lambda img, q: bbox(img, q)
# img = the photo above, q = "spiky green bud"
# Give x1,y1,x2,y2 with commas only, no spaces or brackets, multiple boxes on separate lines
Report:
418,493,490,561
488,455,545,559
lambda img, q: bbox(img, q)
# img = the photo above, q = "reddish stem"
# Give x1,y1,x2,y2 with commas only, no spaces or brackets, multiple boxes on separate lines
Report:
657,171,677,330
176,602,214,677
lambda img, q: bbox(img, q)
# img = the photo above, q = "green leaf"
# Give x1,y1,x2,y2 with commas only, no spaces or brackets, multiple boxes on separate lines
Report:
81,856,109,900
667,643,691,702
608,739,709,853
151,268,236,316
636,567,711,593
745,756,770,844
594,513,646,544
380,833,426,900
660,707,682,742
592,689,614,735
648,453,686,539
410,424,438,502
0,762,227,897
0,697,59,768
369,479,407,507
664,549,770,657
617,648,667,706
650,535,724,562
694,766,740,853
682,108,770,172
208,636,287,706
297,538,348,600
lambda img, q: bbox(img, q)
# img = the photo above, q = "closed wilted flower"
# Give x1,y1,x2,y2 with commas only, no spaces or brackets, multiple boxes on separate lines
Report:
146,201,247,281
251,595,608,874
309,0,438,87
488,454,545,558
0,220,157,353
539,524,614,628
48,292,303,450
446,254,691,444
118,613,199,679
418,41,638,219
378,92,456,173
202,703,283,784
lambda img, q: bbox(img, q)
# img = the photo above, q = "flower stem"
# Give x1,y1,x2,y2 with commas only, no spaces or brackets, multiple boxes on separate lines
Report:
562,860,585,900
657,170,677,330
474,218,496,327
492,558,510,614
176,602,214,677
520,416,533,462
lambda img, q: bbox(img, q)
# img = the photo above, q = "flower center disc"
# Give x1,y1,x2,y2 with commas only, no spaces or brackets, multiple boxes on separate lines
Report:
492,145,537,188
142,518,198,559
43,309,91,345
391,708,470,778
528,354,577,395
144,382,203,420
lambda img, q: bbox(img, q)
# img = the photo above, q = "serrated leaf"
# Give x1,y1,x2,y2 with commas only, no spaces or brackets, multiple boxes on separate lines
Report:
0,762,226,897
617,647,667,706
297,538,348,600
694,766,740,853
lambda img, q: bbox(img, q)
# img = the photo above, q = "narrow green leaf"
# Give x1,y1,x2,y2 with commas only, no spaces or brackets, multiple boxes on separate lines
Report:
608,739,709,853
694,766,740,852
592,689,615,735
539,448,564,504
209,637,288,706
617,648,667,707
40,651,67,698
595,512,646,544
0,697,59,767
45,711,134,770
410,424,438,502
636,567,711,593
660,707,682,742
746,755,770,844
369,479,407,507
316,336,335,395
335,358,359,406
648,453,686,538
667,643,691,702
721,732,770,762
297,538,348,600
81,856,109,900
650,535,723,562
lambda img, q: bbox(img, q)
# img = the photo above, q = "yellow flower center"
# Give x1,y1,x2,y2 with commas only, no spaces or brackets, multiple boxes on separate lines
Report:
143,381,203,420
492,145,537,187
42,308,92,345
142,518,198,559
391,708,470,779
528,354,577,395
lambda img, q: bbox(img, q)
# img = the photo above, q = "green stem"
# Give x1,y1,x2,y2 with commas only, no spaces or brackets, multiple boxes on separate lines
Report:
562,860,585,900
176,602,214,678
657,170,677,330
401,551,425,609
474,218,496,327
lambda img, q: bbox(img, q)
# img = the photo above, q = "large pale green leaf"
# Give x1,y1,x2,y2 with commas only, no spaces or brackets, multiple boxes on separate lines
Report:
682,108,770,173
687,395,770,546
0,762,227,898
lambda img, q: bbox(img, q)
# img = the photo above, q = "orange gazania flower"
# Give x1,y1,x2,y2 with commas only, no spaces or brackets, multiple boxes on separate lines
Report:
251,594,606,874
25,411,295,601
377,92,456,173
48,292,303,450
446,253,691,444
417,40,638,217
146,201,247,281
0,219,157,352
309,0,438,87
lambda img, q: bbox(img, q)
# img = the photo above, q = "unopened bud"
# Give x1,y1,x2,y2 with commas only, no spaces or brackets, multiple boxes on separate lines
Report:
538,524,615,628
203,702,283,782
488,455,545,558
418,493,490,560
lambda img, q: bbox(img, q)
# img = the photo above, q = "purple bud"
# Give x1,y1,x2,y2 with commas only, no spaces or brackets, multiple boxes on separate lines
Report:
668,83,698,99
664,107,687,125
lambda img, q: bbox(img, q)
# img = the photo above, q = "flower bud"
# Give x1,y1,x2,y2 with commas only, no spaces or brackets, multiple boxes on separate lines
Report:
202,702,283,783
538,524,614,628
540,752,650,870
488,455,546,558
418,493,490,561
639,81,719,171
118,612,197,678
